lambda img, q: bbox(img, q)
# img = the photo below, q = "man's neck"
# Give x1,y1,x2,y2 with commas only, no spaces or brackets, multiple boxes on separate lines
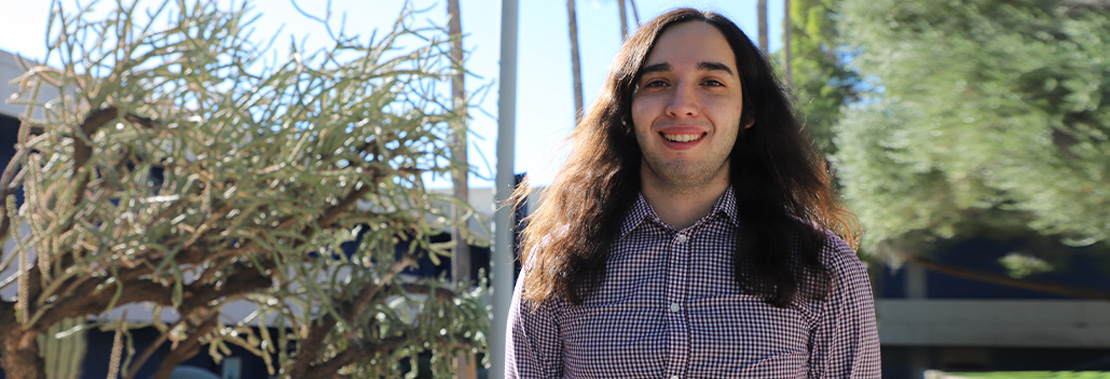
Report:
640,173,730,230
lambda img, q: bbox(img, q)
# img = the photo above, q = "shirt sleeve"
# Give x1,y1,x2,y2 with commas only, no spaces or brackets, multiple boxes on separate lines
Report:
505,270,565,379
808,236,882,378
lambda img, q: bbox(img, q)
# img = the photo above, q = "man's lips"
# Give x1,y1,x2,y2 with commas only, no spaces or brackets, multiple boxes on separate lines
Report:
658,126,707,150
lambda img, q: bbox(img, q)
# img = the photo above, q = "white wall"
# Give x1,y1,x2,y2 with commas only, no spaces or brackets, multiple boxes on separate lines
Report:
877,299,1110,348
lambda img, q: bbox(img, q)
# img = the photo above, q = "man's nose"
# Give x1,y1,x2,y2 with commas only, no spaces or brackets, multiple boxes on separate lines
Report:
665,83,699,118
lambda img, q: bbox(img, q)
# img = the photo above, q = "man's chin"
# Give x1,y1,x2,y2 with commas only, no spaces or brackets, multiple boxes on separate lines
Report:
643,162,728,191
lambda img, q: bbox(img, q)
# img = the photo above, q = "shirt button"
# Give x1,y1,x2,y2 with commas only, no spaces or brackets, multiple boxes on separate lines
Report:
670,303,680,313
675,234,687,244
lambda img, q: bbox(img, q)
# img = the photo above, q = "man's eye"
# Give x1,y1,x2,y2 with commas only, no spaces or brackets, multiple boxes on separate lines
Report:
703,80,724,86
644,80,667,88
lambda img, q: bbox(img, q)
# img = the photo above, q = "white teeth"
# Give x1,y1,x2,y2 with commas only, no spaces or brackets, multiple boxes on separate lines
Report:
663,133,702,142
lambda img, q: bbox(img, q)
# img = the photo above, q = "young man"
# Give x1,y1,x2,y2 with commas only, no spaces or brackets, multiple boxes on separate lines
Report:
506,8,880,378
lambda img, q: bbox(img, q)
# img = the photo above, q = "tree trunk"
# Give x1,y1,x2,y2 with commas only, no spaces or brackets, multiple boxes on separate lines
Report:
783,0,792,86
447,0,469,290
758,0,769,53
152,314,219,379
618,0,629,41
568,0,585,125
446,2,476,378
0,303,46,379
629,0,641,26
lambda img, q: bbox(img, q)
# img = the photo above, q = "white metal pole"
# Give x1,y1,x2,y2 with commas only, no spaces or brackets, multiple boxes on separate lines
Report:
489,0,518,377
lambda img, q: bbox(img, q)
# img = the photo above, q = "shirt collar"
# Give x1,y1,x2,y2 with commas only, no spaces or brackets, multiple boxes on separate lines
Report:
617,192,654,239
618,186,739,239
716,186,740,226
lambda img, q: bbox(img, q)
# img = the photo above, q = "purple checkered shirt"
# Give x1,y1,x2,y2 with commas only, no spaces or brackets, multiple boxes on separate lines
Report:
506,189,881,378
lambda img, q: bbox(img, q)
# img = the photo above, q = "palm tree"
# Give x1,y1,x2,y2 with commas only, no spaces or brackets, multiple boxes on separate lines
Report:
629,0,640,26
446,0,469,296
446,1,476,377
568,0,585,125
618,0,629,41
758,0,769,52
784,0,793,85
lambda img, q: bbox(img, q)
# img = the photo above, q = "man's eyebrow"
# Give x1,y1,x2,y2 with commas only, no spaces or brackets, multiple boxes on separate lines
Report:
637,61,734,76
639,62,671,75
698,61,734,75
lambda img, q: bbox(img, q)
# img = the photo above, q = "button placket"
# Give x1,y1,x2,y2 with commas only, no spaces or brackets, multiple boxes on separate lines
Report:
664,230,691,379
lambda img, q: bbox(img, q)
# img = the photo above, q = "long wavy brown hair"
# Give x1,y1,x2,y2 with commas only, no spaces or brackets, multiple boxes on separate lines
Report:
512,8,859,308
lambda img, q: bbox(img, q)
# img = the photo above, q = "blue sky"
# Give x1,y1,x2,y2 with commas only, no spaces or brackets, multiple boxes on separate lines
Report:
0,0,784,187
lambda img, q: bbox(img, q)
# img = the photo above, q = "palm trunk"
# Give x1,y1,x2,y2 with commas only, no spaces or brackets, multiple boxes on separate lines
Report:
629,0,640,26
446,1,475,378
758,0,769,53
618,0,629,41
568,0,585,125
783,0,793,86
447,0,469,289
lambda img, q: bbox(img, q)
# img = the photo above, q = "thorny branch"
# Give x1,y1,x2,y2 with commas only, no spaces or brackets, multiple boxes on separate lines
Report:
289,256,418,378
0,1,486,378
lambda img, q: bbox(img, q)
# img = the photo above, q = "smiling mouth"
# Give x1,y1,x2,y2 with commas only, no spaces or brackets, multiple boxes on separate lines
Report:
661,132,706,142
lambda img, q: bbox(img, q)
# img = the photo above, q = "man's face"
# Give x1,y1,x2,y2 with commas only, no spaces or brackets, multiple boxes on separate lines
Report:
631,21,748,193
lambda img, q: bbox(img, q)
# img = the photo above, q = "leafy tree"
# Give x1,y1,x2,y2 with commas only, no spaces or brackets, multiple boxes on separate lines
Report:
835,0,1110,265
782,0,860,154
0,1,486,378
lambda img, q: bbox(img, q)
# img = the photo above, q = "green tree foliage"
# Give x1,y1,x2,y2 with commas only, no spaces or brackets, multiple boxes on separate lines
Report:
0,1,485,378
783,0,859,154
835,0,1110,259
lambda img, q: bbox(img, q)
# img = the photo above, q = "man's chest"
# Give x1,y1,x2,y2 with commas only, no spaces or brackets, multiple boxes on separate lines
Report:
554,232,818,378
